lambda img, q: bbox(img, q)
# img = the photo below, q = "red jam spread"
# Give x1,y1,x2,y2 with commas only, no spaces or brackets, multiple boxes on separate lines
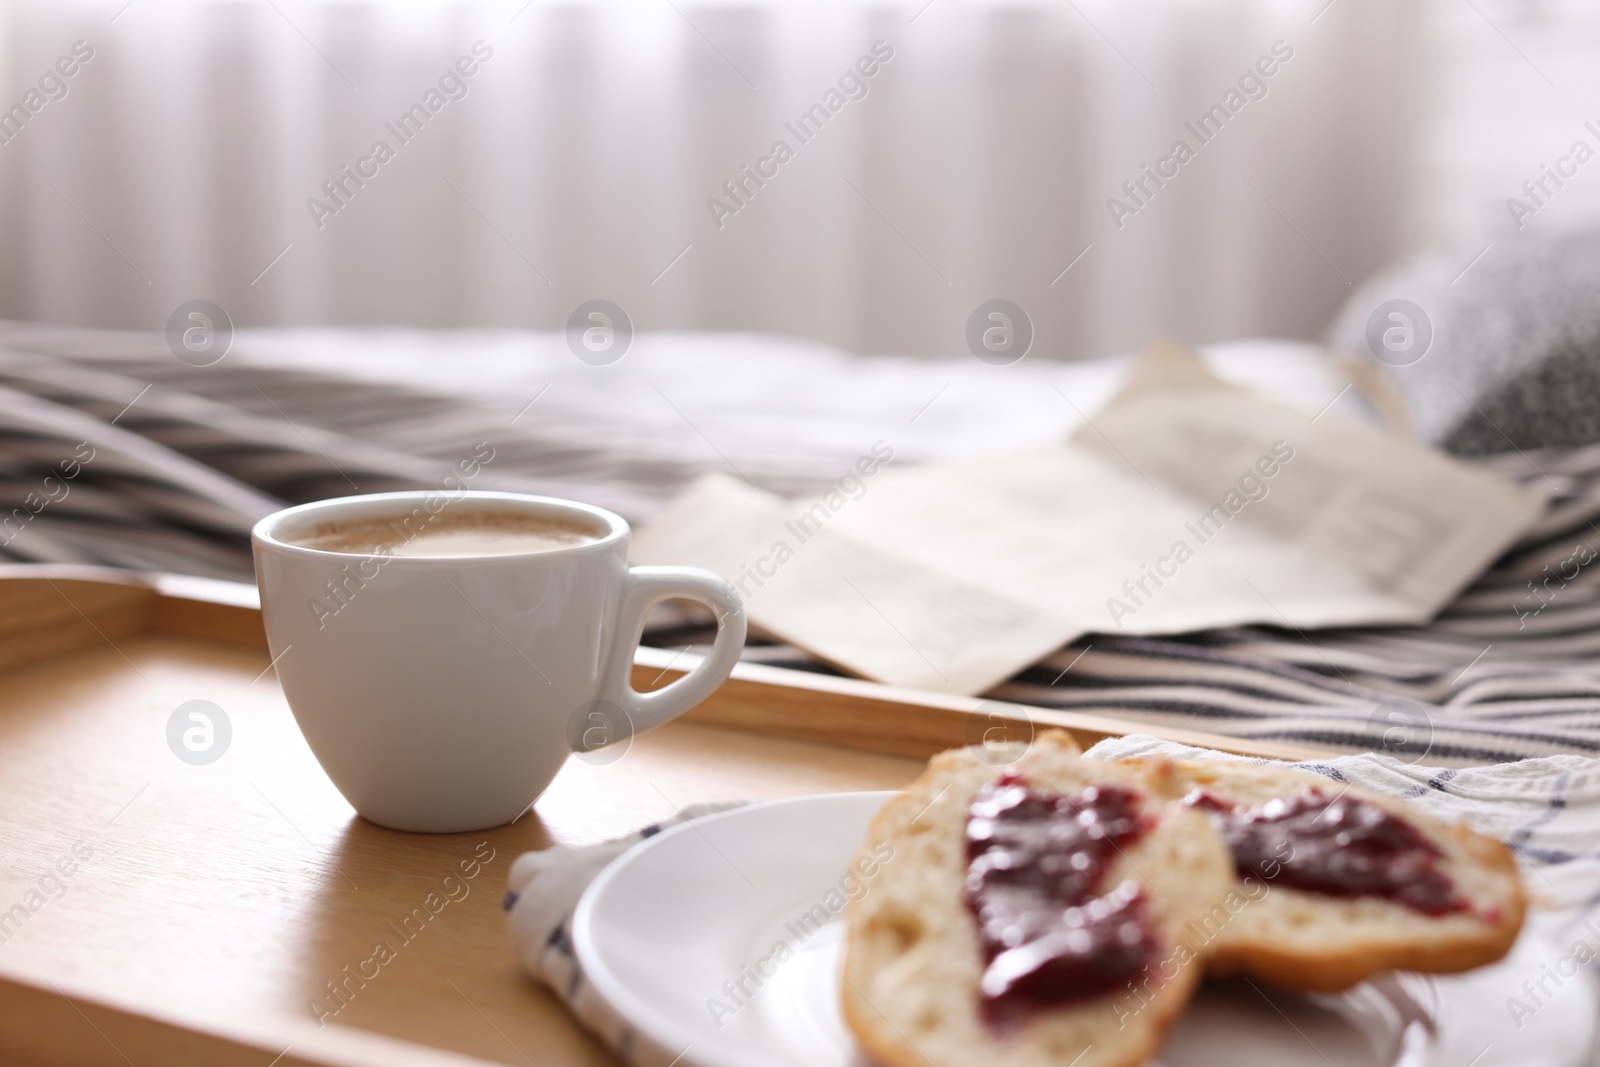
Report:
1192,788,1468,916
964,775,1158,1027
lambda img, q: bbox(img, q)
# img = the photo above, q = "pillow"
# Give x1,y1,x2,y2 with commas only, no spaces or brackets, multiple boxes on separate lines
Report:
1326,225,1600,455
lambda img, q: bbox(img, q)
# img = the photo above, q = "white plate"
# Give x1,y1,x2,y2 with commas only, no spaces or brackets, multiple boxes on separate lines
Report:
572,792,1595,1067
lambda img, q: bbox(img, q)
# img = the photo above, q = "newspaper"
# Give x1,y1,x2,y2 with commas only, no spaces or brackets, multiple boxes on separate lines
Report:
631,342,1547,695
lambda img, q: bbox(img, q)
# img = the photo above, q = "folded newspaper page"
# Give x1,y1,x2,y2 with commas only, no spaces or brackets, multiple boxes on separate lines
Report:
631,342,1547,695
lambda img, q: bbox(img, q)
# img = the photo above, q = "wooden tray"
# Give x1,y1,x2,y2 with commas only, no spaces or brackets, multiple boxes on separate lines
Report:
0,567,1316,1067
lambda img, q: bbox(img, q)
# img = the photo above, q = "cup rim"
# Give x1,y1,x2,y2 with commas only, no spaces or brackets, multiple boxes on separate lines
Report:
251,490,629,563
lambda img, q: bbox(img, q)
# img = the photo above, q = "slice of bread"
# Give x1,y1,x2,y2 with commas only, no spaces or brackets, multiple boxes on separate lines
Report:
841,731,1235,1067
1160,759,1527,991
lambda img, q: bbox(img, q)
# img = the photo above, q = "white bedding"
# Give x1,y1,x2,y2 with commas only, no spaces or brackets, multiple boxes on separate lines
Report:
0,321,1363,578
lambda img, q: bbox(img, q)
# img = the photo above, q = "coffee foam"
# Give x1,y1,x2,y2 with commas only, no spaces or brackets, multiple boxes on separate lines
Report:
288,509,603,558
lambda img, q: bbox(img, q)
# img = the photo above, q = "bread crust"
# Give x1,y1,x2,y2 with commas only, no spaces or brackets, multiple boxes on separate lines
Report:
841,732,1232,1067
1166,760,1528,991
841,742,1530,1065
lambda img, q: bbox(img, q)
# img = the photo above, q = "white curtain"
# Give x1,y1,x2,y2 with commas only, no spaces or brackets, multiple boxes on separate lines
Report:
1414,0,1600,246
0,0,1426,360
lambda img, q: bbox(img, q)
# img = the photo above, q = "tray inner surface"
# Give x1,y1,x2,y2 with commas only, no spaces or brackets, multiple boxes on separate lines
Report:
0,575,923,1067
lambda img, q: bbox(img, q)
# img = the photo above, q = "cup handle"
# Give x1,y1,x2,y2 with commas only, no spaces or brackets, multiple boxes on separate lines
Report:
592,565,747,744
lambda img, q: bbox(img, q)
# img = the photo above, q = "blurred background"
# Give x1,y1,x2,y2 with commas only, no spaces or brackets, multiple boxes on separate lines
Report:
2,0,1600,587
2,0,1600,763
0,0,1590,360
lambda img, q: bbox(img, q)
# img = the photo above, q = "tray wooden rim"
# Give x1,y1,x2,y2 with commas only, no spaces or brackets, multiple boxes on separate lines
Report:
0,563,1314,763
0,564,1317,1067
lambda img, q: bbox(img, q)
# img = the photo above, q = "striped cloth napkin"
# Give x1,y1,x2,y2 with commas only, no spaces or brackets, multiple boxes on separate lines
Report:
503,801,746,1066
502,736,1600,1066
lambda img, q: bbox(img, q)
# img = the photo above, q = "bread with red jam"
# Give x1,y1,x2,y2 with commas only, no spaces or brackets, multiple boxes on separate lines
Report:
1162,759,1526,991
841,731,1234,1067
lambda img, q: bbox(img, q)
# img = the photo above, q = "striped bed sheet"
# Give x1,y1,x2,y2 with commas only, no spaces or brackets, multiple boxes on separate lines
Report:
0,322,1592,765
728,448,1600,764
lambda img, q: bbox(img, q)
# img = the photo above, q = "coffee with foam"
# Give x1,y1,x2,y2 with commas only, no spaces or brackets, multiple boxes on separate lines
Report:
288,509,602,558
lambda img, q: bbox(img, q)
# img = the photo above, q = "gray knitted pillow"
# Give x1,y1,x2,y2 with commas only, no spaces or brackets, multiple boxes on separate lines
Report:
1326,226,1600,455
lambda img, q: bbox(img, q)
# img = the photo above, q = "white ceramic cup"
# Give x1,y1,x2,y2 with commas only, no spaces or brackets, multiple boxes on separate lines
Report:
252,490,747,833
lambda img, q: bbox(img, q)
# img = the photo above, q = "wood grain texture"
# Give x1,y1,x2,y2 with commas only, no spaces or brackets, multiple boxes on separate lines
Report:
0,575,155,674
154,592,265,648
0,567,1314,764
644,650,1323,763
0,571,1321,1067
3,566,1308,765
0,633,923,1067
